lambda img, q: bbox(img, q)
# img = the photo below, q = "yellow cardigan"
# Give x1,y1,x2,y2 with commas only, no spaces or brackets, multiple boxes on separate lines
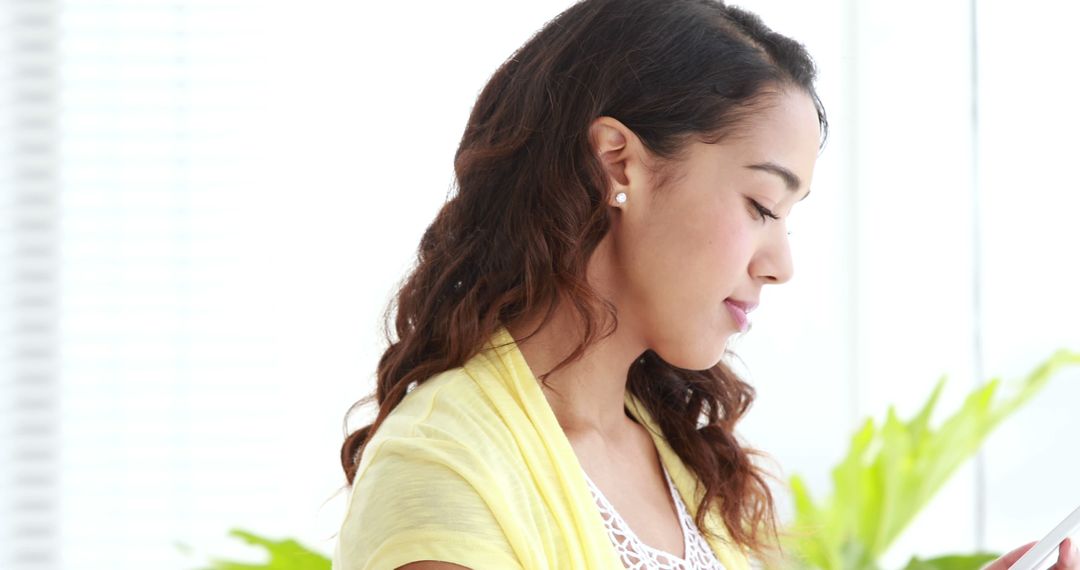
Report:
333,325,752,570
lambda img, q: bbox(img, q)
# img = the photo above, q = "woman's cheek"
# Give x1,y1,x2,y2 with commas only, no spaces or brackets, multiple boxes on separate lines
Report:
730,217,759,258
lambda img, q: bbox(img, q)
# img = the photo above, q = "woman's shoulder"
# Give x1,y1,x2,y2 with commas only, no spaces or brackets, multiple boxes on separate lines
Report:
365,365,498,444
347,367,505,508
354,360,524,481
337,366,526,569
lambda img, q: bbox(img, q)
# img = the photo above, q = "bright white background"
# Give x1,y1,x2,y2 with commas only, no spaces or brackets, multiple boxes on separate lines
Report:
1,1,1078,569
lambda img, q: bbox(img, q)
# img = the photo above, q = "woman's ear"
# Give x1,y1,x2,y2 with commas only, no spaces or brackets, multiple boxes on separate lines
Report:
589,116,636,203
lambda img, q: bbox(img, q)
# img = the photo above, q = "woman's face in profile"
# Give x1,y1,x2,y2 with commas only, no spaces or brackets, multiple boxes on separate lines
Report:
607,88,821,370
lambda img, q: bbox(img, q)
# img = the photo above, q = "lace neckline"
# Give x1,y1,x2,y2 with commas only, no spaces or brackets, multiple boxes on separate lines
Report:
583,464,696,567
587,468,686,561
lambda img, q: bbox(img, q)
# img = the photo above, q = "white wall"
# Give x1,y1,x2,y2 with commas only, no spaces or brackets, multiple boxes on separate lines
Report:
976,0,1080,556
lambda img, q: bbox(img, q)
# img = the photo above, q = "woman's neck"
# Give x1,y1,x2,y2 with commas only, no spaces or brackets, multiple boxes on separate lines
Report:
506,300,646,440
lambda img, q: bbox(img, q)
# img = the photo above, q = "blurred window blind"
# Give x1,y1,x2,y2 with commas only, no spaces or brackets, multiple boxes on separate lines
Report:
2,1,61,569
0,2,310,569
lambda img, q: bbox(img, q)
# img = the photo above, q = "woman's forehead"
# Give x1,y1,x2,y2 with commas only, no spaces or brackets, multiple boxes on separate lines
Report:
711,91,821,186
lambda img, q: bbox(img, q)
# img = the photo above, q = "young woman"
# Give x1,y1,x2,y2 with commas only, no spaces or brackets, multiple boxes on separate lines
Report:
334,0,1080,568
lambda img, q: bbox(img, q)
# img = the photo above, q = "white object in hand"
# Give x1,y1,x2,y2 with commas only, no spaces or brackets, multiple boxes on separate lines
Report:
1009,504,1080,570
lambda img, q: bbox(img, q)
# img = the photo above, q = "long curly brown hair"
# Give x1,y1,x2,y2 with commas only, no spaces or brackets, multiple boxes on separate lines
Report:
339,0,827,562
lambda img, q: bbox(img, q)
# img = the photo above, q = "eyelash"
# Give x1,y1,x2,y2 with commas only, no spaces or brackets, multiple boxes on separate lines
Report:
748,199,780,223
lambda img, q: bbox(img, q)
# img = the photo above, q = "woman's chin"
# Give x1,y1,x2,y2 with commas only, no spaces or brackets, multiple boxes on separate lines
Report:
656,337,730,371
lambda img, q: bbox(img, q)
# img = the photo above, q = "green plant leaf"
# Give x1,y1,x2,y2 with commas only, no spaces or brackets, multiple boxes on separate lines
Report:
783,349,1080,570
900,552,999,570
189,529,330,570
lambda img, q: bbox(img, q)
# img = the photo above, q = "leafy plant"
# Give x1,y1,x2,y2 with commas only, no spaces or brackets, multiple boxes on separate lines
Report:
782,349,1080,570
185,529,330,570
898,553,999,570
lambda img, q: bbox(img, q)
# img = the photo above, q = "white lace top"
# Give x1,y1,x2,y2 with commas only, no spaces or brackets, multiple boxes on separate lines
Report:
583,465,728,570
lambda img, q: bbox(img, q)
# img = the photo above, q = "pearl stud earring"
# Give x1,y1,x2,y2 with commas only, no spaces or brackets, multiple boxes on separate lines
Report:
614,192,627,204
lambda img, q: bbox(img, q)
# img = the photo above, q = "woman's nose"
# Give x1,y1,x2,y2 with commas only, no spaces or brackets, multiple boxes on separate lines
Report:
751,229,794,285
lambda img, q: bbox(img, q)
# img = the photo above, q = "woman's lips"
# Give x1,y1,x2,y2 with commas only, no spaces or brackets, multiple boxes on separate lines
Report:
724,299,749,332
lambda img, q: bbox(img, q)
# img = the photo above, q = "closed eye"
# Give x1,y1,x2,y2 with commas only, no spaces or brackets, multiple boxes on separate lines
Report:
748,198,779,223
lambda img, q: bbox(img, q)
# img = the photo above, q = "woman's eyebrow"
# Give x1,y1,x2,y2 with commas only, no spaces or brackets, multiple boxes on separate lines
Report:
745,161,810,201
